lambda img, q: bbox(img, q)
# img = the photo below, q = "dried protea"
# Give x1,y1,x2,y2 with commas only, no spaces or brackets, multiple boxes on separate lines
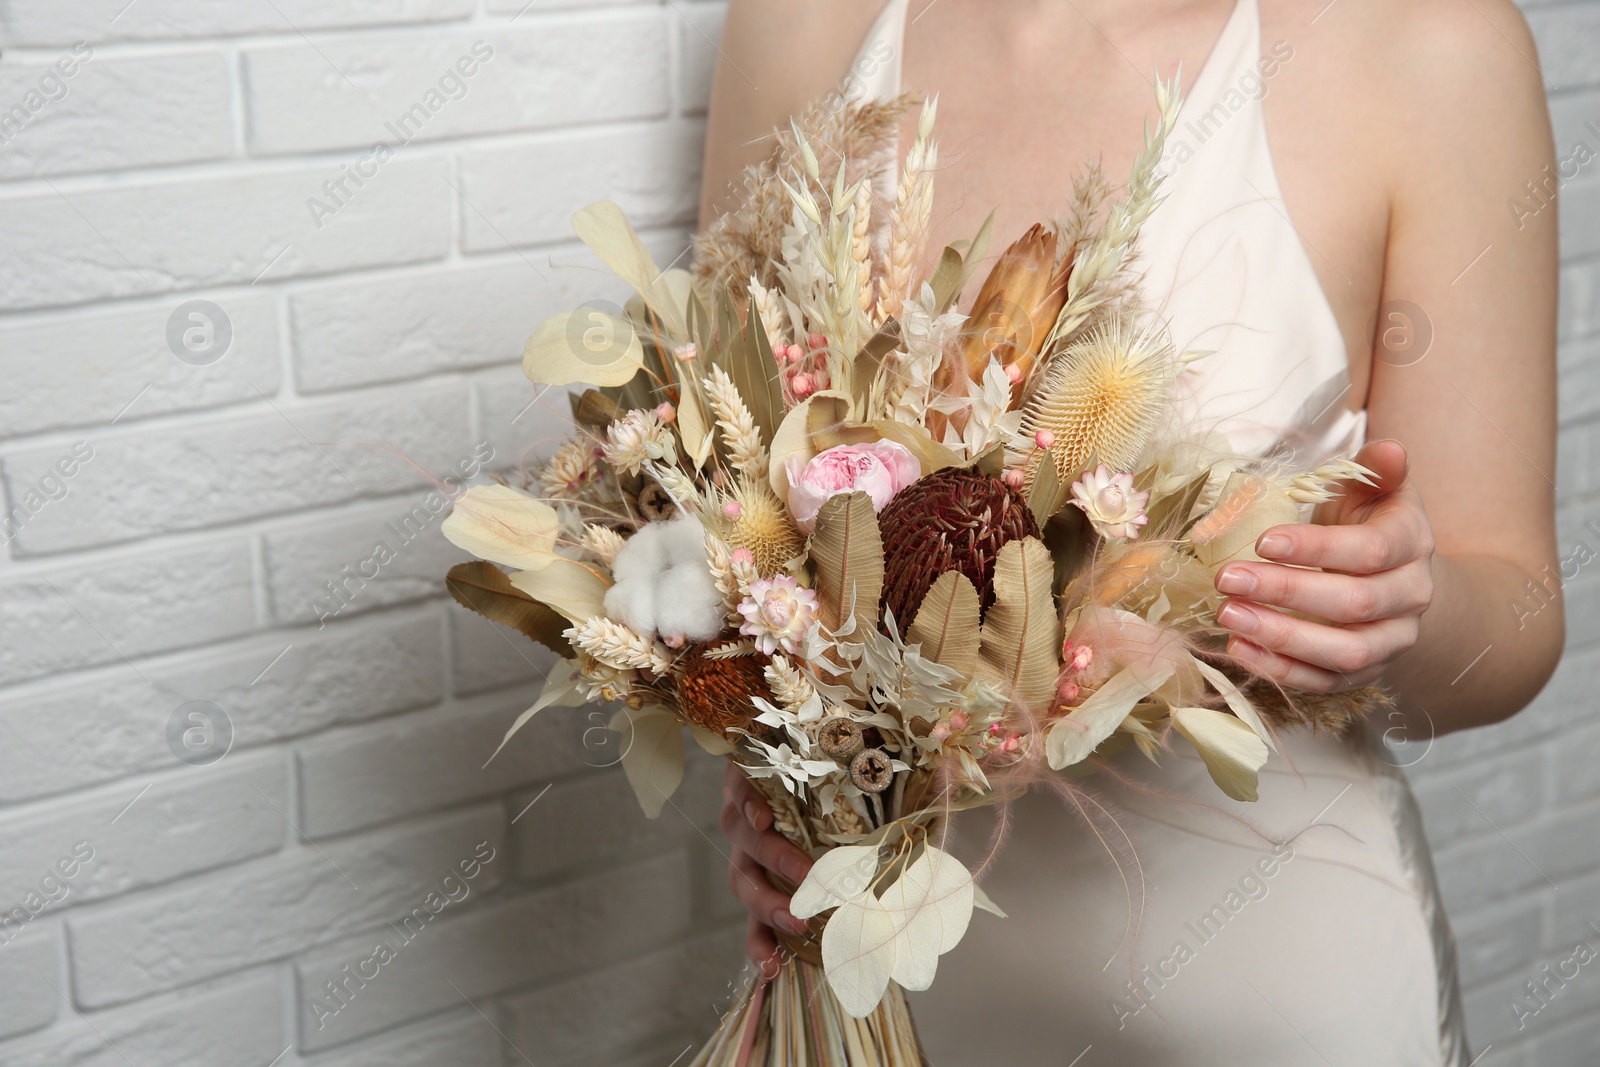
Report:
721,480,803,577
951,223,1070,391
877,466,1041,628
1021,312,1177,487
674,645,773,735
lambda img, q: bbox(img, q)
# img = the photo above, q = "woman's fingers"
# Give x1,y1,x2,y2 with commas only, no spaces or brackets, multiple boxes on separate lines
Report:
1226,635,1380,693
718,784,814,886
1256,504,1429,575
746,915,784,977
1215,559,1432,623
1218,597,1417,676
728,846,807,935
723,760,772,832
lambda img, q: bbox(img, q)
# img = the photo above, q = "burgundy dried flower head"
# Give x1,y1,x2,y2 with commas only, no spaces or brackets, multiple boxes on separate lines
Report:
674,645,773,735
877,465,1041,628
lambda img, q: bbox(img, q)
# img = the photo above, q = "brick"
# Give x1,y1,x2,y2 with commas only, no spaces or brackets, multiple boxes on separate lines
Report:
1413,643,1600,770
68,805,503,1008
0,0,475,45
449,605,553,696
1448,896,1547,987
0,754,285,909
458,124,702,252
263,489,478,627
1564,175,1600,263
1529,6,1600,92
502,924,744,1067
0,968,282,1067
0,158,452,312
1548,90,1600,165
0,52,232,180
512,750,724,883
304,1011,501,1067
0,925,58,1040
0,294,280,437
677,2,725,116
291,262,547,392
0,538,254,686
1409,745,1548,850
297,691,580,838
0,608,442,802
294,849,692,1050
1,384,469,555
1561,332,1600,428
1537,1009,1600,1063
244,18,669,156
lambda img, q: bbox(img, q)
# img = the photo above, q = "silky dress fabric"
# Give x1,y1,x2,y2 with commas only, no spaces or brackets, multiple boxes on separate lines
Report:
842,1,1471,1063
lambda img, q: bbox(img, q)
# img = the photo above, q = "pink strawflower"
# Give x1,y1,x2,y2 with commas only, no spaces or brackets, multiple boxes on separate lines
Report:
737,575,819,655
1068,464,1150,540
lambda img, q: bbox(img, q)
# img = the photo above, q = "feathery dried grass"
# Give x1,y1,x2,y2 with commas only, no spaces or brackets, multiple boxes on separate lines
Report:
692,91,917,309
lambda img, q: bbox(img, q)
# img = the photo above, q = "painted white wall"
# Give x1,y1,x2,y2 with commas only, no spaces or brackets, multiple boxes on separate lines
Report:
0,0,1594,1062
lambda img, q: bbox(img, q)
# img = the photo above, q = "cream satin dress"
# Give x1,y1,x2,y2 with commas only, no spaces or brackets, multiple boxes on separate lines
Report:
843,1,1472,1062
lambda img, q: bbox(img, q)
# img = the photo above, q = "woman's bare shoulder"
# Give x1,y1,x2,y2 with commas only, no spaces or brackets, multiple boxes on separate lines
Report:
697,0,883,227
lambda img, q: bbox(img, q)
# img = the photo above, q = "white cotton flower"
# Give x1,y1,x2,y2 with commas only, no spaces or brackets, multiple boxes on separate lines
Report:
603,516,723,643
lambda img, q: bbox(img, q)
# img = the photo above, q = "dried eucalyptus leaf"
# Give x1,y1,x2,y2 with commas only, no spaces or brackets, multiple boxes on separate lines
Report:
446,561,573,658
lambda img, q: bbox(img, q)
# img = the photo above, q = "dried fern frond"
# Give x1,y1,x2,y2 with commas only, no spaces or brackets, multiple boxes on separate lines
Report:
1237,674,1390,737
1021,310,1179,485
692,91,917,308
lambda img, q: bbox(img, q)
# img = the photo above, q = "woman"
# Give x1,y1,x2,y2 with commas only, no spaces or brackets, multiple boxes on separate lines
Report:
699,0,1563,1061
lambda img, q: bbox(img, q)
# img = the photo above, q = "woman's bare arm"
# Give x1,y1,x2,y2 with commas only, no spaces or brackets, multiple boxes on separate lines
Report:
1214,0,1563,735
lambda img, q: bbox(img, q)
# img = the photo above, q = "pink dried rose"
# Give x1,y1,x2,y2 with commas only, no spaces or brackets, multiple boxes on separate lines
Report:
785,440,921,533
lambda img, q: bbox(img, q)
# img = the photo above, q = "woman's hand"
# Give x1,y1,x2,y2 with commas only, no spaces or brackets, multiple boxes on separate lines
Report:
1213,439,1436,693
719,761,815,977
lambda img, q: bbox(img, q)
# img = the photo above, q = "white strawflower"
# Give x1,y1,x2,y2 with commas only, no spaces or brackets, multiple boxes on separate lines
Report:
603,409,675,476
1069,463,1150,540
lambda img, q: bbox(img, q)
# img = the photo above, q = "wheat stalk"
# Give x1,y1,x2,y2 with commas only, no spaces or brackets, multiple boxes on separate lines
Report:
876,95,938,323
704,364,769,478
765,654,817,708
566,618,675,675
580,523,625,565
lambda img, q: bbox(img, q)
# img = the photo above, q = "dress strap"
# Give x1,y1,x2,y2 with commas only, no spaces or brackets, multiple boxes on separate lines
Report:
844,0,907,104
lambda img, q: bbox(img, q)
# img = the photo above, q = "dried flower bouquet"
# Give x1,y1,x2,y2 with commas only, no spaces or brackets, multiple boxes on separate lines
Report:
441,73,1385,1064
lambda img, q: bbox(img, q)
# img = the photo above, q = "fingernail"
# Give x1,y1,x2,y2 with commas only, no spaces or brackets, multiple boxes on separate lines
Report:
1215,567,1256,596
778,909,807,935
743,801,761,828
781,854,811,883
1257,534,1290,559
1218,601,1259,634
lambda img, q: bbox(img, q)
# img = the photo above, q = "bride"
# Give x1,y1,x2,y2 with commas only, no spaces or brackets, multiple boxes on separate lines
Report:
699,0,1562,1062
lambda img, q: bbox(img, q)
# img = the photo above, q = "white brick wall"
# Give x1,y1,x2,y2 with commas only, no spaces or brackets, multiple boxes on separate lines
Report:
0,1,1594,1063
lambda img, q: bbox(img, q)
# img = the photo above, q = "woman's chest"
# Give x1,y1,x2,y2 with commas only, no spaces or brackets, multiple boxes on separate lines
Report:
892,0,1389,407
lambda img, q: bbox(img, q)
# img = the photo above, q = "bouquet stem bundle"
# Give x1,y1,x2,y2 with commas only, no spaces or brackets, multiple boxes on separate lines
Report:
690,958,926,1067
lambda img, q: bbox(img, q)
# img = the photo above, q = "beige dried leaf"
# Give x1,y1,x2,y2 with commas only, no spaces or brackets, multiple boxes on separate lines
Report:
978,537,1061,710
508,557,611,626
1189,472,1302,570
810,491,885,639
1170,705,1270,802
906,571,981,681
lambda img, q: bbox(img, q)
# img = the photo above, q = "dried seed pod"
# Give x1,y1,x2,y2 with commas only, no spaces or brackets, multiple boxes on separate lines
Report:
849,747,894,793
637,480,677,521
574,388,625,428
818,716,865,760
